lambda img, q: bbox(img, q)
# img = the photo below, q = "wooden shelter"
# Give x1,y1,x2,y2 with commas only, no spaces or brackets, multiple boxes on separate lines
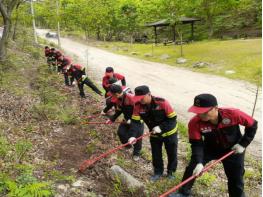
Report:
145,17,201,44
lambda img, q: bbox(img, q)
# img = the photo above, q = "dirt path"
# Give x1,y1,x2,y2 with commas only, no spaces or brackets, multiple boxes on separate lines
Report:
37,29,261,157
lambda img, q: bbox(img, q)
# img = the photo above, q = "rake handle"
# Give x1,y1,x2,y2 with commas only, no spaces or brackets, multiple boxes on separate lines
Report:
159,150,235,197
79,132,152,172
81,121,122,125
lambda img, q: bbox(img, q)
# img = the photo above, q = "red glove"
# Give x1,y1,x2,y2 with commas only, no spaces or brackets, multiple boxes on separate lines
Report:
106,119,113,124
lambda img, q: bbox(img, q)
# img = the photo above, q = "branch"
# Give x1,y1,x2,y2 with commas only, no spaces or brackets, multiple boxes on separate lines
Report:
0,0,8,19
7,0,20,15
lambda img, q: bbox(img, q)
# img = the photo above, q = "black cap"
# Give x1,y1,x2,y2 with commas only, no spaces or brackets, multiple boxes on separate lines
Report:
188,93,218,114
135,85,150,96
108,77,118,84
45,46,49,49
110,84,122,94
106,67,114,73
133,85,150,102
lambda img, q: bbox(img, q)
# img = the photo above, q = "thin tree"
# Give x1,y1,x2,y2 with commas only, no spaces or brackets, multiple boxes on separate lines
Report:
56,0,61,48
30,0,38,44
0,0,21,61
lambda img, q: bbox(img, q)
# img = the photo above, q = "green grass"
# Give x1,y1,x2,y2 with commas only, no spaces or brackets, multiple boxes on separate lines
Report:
97,39,262,85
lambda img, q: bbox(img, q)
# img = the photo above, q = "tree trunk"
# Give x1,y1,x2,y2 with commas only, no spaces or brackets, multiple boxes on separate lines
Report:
203,0,214,38
207,13,213,38
85,30,89,41
96,27,100,40
0,17,11,61
179,32,183,57
0,0,21,61
12,2,21,41
12,15,18,40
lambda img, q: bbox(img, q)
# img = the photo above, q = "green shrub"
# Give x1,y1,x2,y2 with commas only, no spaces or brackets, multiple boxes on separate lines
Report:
0,136,10,158
86,142,97,155
0,171,53,197
47,170,75,183
15,140,32,162
178,122,188,138
32,51,41,60
196,172,216,186
57,108,78,125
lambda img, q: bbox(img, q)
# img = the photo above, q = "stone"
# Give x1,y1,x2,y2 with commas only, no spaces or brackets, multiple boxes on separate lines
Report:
130,51,138,55
72,180,85,187
144,53,152,57
110,165,144,189
176,57,187,64
225,70,236,74
54,127,63,133
84,192,97,197
160,54,170,60
192,61,208,68
111,46,119,51
54,194,63,197
122,47,129,51
56,184,70,193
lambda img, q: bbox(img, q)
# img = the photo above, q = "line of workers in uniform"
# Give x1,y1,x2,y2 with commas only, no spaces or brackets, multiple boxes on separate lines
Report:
44,46,257,197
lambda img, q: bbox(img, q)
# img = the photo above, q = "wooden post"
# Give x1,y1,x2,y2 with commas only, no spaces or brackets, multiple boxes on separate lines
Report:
191,22,194,41
173,24,176,43
154,26,157,45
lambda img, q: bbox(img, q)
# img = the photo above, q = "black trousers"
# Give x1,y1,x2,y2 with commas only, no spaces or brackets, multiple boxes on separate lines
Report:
57,65,62,73
103,97,114,113
117,123,144,156
64,73,74,86
150,133,178,175
179,150,245,197
78,78,102,97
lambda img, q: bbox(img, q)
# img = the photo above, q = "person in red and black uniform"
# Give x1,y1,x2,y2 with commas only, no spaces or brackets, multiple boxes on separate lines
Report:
105,84,144,160
44,46,50,57
50,48,63,72
171,94,257,197
102,67,126,97
129,85,178,181
45,47,56,71
101,78,131,115
57,55,73,86
68,64,102,98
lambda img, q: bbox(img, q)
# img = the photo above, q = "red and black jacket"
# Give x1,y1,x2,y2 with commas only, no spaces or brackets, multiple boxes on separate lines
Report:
109,92,134,122
54,51,62,60
102,73,126,92
69,64,85,81
57,56,72,69
131,96,177,138
45,48,50,57
188,108,257,163
103,86,132,114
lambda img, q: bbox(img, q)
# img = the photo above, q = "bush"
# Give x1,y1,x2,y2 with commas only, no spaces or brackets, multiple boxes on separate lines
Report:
196,172,216,186
0,136,10,158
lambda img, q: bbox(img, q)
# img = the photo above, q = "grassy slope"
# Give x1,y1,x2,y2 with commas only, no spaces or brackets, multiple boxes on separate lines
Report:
92,39,261,85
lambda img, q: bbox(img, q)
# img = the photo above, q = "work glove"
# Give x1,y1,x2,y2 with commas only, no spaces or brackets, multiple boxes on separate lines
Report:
105,119,113,124
81,75,87,81
193,163,204,176
152,126,162,134
126,119,131,124
113,80,122,86
128,137,136,145
231,144,245,154
100,111,106,116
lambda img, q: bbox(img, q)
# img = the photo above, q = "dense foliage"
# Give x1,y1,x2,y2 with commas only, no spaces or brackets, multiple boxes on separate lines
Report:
31,0,261,41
